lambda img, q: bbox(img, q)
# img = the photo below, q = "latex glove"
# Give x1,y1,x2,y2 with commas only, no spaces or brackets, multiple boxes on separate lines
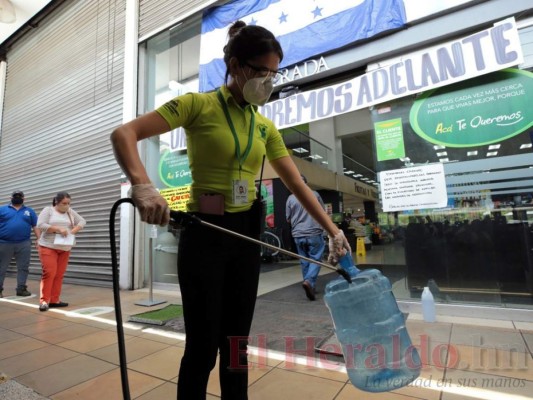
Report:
130,184,170,226
328,231,352,265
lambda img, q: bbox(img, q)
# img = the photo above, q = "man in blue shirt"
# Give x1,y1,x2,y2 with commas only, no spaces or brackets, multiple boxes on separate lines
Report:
286,175,326,301
0,191,40,297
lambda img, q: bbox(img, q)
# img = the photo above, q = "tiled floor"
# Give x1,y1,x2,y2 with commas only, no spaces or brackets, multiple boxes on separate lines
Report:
0,273,532,399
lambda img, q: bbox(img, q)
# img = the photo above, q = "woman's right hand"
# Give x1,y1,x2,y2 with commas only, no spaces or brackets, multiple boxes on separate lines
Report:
130,184,170,226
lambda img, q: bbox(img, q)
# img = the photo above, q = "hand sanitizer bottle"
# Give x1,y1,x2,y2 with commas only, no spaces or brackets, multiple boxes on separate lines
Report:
422,287,436,323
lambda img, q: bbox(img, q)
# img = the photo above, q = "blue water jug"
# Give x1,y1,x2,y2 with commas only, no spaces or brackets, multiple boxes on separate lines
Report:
324,268,421,392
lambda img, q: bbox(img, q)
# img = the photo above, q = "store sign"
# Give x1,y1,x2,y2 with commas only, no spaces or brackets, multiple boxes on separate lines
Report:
261,18,523,129
374,118,405,161
259,180,275,228
409,68,533,147
158,151,192,188
380,163,448,212
160,186,191,211
277,57,330,86
161,128,187,152
354,182,378,199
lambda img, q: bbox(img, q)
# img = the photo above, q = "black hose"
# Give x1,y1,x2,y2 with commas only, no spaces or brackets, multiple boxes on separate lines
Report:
109,198,134,400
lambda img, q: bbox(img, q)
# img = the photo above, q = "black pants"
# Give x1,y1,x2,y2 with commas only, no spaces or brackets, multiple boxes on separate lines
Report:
177,210,261,400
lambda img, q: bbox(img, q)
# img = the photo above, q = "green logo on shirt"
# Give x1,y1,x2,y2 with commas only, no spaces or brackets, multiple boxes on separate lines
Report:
258,124,267,139
162,99,180,118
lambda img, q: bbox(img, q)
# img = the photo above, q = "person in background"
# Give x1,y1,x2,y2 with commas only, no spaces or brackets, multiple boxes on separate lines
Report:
286,174,326,300
110,20,351,400
0,190,40,298
37,192,86,311
350,214,367,240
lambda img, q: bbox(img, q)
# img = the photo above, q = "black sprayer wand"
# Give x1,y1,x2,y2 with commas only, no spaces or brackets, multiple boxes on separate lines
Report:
169,210,352,283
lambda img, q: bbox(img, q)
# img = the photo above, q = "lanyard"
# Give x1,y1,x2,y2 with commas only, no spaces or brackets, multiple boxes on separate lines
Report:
217,89,255,177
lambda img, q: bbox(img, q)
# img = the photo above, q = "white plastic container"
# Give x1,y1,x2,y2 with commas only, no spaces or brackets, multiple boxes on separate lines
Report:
421,287,436,323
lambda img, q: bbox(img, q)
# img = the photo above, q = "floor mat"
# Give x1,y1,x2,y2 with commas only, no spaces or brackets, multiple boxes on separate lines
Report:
129,304,183,325
315,312,409,357
164,268,407,358
259,260,299,273
250,272,339,355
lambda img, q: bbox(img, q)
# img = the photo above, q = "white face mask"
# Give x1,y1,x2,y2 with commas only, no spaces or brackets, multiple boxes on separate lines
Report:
56,204,70,213
240,71,274,106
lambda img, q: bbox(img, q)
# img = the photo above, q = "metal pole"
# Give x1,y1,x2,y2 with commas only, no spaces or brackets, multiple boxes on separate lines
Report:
135,225,167,307
148,236,154,302
199,220,343,274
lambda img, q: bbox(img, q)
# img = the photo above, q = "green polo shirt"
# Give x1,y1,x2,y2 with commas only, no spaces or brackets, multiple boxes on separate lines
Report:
156,86,288,213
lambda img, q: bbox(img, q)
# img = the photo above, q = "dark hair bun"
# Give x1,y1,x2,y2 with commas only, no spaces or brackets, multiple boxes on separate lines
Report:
228,20,246,39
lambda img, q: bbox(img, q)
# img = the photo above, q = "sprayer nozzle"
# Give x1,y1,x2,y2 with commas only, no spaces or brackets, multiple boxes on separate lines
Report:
337,268,352,283
169,210,201,228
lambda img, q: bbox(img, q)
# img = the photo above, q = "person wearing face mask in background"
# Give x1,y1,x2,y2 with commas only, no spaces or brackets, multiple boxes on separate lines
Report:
36,192,86,311
110,20,351,400
0,190,40,298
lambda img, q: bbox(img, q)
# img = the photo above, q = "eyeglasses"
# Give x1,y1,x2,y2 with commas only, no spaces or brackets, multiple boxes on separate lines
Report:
244,62,283,84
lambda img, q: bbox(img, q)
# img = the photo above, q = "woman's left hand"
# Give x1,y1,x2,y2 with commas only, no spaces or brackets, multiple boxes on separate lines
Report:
328,231,352,265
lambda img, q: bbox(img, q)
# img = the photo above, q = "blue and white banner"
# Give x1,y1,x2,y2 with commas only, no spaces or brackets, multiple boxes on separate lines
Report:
260,18,524,130
199,0,406,92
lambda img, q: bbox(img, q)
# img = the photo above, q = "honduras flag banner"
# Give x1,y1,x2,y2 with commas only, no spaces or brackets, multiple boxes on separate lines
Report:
199,0,406,92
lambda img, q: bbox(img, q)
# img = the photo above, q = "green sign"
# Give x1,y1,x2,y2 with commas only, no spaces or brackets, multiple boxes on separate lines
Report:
159,151,192,188
410,69,533,147
374,118,405,161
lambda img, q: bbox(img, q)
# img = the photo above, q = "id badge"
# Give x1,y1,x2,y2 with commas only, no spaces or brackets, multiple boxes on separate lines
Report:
232,179,249,204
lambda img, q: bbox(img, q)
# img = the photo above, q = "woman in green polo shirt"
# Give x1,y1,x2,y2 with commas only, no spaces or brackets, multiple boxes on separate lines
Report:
111,20,350,400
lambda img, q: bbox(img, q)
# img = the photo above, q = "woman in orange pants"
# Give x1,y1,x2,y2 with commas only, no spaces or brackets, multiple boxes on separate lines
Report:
37,192,86,311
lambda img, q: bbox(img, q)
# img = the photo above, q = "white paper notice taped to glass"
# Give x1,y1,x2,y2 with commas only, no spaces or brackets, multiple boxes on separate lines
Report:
54,234,75,245
379,163,448,212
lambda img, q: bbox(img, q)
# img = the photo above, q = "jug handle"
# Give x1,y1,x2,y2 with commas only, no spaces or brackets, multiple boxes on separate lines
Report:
351,274,372,284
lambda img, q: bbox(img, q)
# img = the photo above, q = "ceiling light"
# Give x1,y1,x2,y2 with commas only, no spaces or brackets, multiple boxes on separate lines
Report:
400,157,411,162
308,154,323,159
467,151,478,156
439,158,449,162
353,174,363,178
520,144,532,149
292,147,308,153
321,161,328,164
487,151,498,157
433,145,445,150
436,152,447,157
361,177,369,181
488,144,501,150
344,170,354,174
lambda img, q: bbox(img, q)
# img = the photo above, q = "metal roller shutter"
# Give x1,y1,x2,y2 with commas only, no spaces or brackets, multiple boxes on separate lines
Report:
0,0,126,287
139,0,221,39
